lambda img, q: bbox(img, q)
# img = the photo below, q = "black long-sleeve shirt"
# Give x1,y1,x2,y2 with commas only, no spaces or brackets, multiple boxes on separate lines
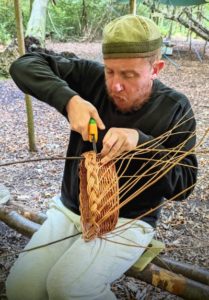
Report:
10,52,198,227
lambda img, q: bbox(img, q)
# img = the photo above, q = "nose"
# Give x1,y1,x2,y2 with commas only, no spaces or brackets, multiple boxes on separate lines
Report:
113,83,124,93
111,75,124,93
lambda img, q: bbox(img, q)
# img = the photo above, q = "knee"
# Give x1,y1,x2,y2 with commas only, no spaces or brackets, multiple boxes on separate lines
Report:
47,270,88,299
47,272,69,300
6,261,47,300
47,269,115,300
6,268,29,300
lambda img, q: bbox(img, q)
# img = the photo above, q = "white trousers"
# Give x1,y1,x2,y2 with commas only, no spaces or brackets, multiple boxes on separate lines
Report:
6,196,155,300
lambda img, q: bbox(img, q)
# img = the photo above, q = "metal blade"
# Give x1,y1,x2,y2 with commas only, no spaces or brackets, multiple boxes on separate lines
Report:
92,135,97,154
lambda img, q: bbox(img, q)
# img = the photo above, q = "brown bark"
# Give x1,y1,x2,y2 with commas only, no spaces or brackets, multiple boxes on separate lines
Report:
153,256,209,286
127,263,209,300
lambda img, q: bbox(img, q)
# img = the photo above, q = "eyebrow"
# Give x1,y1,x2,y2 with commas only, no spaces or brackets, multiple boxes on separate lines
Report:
120,70,139,76
121,70,136,73
105,67,136,73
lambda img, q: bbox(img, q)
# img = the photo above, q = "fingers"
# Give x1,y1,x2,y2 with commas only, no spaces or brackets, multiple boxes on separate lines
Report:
101,128,139,164
91,110,105,130
66,95,105,141
101,140,124,164
101,130,125,164
70,112,90,141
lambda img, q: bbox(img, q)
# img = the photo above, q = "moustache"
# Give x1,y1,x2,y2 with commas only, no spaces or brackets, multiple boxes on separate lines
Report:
110,94,128,103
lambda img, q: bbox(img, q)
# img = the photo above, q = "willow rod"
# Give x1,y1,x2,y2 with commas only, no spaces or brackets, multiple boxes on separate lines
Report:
0,156,83,167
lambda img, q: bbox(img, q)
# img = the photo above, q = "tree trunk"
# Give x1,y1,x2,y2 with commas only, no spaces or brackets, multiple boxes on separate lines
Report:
81,0,88,34
14,0,37,152
25,0,50,47
168,7,176,39
30,0,33,14
129,0,137,15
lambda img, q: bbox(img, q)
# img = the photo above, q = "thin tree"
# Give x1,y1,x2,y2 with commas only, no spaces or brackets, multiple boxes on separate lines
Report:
25,0,50,47
14,0,37,151
130,0,137,15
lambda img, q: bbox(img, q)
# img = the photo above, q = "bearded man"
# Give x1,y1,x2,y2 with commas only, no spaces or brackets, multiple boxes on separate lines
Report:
7,15,197,300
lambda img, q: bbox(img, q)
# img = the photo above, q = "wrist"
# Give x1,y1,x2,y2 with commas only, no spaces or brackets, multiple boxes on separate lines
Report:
66,95,79,114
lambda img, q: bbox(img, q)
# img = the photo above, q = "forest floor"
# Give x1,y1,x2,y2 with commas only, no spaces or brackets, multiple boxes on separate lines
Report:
0,39,209,299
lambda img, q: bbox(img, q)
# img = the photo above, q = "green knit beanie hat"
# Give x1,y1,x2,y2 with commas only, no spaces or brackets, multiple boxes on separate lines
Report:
102,15,162,58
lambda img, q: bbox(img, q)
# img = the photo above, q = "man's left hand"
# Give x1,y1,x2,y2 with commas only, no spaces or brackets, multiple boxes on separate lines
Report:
101,128,139,164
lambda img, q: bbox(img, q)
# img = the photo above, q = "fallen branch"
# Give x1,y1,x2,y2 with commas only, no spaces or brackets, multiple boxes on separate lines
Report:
153,256,209,286
143,0,209,41
6,202,47,225
127,263,209,300
20,210,46,225
0,206,40,237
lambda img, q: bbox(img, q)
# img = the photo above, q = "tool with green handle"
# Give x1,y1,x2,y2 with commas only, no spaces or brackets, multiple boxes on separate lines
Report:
88,118,98,153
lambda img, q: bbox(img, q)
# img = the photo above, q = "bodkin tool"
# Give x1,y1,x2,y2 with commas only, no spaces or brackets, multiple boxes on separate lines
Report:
88,118,98,153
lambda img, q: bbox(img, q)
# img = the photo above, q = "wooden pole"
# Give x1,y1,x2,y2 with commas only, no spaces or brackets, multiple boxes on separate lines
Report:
14,0,37,152
129,0,137,15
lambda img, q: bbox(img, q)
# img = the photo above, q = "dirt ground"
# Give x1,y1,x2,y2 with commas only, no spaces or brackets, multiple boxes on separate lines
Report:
0,39,209,299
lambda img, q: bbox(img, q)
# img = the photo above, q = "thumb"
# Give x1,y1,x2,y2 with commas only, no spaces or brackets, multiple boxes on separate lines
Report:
91,111,105,130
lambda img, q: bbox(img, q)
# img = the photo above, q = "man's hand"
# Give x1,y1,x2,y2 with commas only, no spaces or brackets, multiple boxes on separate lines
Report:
66,95,105,140
101,128,139,164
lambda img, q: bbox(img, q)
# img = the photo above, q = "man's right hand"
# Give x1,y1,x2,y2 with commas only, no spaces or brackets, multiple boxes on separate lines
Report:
66,95,105,141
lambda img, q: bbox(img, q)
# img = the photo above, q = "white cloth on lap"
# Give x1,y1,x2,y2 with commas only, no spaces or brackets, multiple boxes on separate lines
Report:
6,196,155,300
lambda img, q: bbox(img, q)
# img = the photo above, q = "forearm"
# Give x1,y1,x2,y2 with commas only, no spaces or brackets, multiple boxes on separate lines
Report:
9,53,78,115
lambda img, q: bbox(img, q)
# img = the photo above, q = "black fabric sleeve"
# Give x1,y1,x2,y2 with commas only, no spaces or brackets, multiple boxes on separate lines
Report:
9,52,96,117
135,101,197,201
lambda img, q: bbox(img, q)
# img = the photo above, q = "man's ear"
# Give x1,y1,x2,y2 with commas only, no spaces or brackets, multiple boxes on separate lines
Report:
152,60,165,78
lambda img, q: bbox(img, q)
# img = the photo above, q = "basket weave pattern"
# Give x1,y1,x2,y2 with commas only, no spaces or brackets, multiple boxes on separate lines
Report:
79,151,119,241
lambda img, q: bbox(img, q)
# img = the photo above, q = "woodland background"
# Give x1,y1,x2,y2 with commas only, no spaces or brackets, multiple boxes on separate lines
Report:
0,0,209,299
0,0,209,49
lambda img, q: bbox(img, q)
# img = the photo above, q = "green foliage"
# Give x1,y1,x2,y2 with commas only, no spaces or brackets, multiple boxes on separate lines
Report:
0,24,12,44
0,0,30,44
0,2,15,44
46,0,119,41
0,0,209,45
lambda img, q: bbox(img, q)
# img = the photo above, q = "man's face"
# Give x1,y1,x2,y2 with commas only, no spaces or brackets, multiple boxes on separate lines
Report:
104,57,155,113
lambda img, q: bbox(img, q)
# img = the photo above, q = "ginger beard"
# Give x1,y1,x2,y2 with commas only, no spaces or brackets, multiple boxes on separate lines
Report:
106,79,153,113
